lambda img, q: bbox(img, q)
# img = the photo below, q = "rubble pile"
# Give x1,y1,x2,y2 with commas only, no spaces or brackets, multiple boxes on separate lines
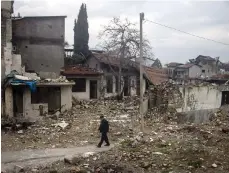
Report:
22,105,229,173
1,96,139,151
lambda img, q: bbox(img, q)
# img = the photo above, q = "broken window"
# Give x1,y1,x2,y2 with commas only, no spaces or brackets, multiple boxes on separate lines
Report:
106,76,113,93
72,78,86,92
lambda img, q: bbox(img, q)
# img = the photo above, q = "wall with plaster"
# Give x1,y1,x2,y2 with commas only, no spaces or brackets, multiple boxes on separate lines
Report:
177,85,222,112
188,65,202,78
12,17,65,76
4,87,13,118
61,85,72,111
72,79,90,100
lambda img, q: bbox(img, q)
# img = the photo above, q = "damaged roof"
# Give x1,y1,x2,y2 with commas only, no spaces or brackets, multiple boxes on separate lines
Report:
143,66,168,85
61,65,102,76
92,53,168,85
93,53,136,68
167,62,183,67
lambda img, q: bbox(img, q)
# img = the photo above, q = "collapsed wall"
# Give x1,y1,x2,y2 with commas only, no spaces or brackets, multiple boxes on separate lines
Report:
149,82,229,124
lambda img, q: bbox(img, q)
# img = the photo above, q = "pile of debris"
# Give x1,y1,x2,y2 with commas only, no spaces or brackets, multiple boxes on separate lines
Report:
1,96,139,151
24,117,229,173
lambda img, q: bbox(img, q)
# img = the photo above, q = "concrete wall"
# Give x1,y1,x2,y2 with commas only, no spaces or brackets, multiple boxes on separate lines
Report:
18,43,64,74
1,1,13,11
11,54,22,74
2,5,13,78
13,17,65,40
4,87,13,118
72,79,90,100
23,88,43,122
177,85,222,112
189,65,202,78
12,17,65,76
61,85,72,112
70,77,100,100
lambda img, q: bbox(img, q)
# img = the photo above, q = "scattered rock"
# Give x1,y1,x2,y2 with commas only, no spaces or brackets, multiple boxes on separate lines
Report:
53,121,69,130
75,105,81,109
114,132,122,136
212,163,217,168
222,127,229,133
17,130,23,134
152,152,163,155
14,165,24,173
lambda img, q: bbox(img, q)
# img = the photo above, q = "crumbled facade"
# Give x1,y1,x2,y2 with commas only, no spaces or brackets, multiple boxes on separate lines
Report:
1,12,74,123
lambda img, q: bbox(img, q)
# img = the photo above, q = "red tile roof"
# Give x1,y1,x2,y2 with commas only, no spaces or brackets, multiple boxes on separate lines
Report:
61,65,102,76
143,66,169,85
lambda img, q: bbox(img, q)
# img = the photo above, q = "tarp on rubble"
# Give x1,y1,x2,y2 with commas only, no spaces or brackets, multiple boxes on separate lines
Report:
2,70,37,93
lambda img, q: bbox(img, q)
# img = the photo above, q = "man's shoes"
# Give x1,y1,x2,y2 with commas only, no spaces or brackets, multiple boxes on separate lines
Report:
104,144,110,146
97,145,101,148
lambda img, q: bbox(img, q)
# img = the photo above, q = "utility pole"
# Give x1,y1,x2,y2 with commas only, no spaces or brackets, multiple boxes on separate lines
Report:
139,12,144,132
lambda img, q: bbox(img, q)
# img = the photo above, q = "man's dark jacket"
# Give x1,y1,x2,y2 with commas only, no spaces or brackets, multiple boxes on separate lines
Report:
99,119,109,133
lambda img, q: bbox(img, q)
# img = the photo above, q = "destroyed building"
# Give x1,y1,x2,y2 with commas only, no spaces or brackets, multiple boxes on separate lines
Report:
1,6,74,122
63,49,168,100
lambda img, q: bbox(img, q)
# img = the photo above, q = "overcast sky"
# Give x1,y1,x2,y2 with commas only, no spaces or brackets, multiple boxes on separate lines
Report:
14,0,229,65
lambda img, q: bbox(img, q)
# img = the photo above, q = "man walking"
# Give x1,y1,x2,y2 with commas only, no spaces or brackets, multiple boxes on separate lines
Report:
97,115,110,148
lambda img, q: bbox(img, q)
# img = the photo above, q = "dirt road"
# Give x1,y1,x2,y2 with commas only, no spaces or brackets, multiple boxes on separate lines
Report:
2,144,114,172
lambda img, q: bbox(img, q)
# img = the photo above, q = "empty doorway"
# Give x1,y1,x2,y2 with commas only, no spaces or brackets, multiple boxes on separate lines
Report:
221,91,229,106
90,80,97,99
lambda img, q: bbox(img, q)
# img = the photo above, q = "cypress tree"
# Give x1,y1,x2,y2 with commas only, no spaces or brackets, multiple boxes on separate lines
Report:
73,3,89,57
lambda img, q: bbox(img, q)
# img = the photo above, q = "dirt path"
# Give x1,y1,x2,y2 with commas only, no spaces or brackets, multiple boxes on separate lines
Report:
1,144,114,172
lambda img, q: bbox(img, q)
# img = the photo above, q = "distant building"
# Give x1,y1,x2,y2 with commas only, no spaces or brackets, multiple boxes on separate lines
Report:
173,63,202,84
166,62,183,79
189,55,220,78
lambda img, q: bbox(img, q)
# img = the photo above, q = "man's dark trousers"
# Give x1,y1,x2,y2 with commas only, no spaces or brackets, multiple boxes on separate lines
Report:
98,132,110,147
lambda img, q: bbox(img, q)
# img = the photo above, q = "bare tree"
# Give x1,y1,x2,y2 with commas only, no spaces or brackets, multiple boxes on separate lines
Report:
98,17,153,98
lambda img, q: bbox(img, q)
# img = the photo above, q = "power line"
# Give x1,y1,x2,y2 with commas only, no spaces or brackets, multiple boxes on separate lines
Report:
145,19,229,46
